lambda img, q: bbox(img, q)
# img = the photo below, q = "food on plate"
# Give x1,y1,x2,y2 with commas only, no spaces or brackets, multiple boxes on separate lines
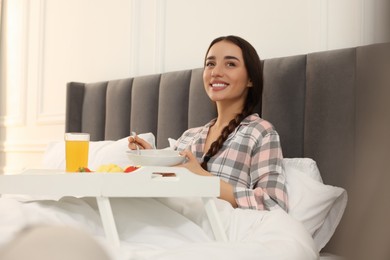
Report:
75,164,140,173
96,163,123,173
77,167,92,172
124,165,140,173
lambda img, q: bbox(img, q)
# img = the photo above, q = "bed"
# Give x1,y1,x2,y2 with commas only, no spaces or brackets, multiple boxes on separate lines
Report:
1,42,389,259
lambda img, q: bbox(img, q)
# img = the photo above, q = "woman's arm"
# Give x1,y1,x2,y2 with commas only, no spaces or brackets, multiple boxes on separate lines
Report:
178,150,238,208
234,131,288,211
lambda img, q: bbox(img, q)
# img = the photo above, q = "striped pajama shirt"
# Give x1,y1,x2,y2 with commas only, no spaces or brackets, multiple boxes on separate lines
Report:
173,113,288,211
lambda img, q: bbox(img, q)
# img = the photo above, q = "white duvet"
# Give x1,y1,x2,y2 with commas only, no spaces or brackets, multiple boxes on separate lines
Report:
0,195,318,260
0,135,348,259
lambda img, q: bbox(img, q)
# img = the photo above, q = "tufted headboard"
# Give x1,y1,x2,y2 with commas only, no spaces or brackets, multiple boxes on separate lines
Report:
65,42,389,255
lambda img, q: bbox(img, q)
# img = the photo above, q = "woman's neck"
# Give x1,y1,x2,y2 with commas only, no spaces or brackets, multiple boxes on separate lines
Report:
214,101,244,129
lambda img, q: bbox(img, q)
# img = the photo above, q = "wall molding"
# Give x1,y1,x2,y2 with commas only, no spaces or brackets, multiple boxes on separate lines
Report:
129,0,140,77
0,114,25,127
154,0,166,74
34,0,64,126
129,0,167,76
34,0,56,125
0,0,29,127
0,141,47,153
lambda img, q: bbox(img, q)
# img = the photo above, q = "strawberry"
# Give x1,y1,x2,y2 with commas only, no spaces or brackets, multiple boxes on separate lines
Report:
78,167,92,172
124,166,140,173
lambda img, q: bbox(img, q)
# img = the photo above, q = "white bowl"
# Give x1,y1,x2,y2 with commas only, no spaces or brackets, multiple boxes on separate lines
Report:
126,149,185,166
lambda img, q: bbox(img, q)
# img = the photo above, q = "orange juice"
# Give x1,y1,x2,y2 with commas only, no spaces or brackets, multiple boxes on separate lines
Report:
65,133,90,172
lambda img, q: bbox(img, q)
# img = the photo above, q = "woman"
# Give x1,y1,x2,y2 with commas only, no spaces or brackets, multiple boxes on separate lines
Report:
129,35,288,212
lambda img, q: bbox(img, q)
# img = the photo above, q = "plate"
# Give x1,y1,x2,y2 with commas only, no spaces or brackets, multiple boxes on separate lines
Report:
126,149,186,166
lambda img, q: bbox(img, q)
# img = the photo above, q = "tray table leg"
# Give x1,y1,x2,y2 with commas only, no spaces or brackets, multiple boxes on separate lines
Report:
96,197,120,248
202,197,228,242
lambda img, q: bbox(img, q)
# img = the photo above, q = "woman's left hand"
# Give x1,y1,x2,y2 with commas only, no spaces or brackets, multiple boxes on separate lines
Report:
179,150,237,208
178,150,211,177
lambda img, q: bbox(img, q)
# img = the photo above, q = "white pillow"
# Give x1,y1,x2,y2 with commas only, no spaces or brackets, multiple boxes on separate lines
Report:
283,158,323,183
283,158,347,252
43,133,156,170
168,139,347,251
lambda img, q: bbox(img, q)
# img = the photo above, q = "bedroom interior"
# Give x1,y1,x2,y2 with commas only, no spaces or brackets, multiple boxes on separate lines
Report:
59,41,389,260
0,0,389,259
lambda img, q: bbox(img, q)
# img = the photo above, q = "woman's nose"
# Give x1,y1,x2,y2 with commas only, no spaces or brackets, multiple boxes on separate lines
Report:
211,66,223,77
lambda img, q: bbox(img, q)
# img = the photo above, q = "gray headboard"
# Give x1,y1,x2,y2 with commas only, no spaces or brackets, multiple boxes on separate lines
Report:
65,42,389,255
66,44,378,188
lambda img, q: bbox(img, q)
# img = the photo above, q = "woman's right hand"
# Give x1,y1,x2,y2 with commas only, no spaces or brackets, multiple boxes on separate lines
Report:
128,135,153,150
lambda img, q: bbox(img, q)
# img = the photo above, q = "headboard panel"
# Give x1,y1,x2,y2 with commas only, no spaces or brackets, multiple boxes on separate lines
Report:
105,78,133,140
262,54,307,159
305,48,356,189
65,82,85,133
83,82,108,140
157,70,191,148
130,74,160,142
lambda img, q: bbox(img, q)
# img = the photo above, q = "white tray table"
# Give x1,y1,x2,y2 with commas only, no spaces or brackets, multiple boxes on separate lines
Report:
0,167,228,247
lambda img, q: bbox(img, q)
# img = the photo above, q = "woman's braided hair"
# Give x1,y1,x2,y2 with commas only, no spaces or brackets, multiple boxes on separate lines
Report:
201,35,263,170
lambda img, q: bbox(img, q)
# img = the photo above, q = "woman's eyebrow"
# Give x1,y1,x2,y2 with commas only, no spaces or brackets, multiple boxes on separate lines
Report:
224,55,239,61
205,55,240,61
205,56,216,60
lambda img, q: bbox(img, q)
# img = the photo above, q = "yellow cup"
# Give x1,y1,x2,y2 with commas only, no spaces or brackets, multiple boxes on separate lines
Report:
65,133,90,172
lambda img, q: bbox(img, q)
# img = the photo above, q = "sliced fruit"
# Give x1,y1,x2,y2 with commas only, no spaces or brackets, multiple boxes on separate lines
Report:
96,164,123,173
124,165,140,173
77,167,92,172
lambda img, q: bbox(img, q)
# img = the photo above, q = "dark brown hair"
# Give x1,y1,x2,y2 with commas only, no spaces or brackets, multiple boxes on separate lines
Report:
201,35,263,170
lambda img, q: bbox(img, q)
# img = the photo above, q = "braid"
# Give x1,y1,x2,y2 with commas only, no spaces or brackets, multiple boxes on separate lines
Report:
201,107,252,170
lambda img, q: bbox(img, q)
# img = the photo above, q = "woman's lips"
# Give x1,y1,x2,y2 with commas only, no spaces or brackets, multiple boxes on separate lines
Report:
210,83,229,90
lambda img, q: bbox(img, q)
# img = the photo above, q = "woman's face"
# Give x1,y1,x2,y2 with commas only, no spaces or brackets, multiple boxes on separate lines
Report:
203,40,251,107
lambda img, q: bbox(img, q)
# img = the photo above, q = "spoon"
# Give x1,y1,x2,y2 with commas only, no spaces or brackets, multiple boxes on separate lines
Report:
131,131,141,155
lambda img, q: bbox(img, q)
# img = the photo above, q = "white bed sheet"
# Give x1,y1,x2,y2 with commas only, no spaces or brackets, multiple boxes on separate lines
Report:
0,195,319,260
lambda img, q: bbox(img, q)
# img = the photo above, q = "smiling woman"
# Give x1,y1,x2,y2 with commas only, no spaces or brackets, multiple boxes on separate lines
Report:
129,35,288,212
203,41,251,107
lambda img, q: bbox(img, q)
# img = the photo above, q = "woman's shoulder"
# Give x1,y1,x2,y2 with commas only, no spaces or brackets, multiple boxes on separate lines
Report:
242,114,278,136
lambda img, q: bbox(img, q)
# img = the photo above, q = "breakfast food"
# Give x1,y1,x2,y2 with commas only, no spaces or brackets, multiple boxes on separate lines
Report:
124,165,140,173
77,167,92,172
96,164,123,173
75,164,140,173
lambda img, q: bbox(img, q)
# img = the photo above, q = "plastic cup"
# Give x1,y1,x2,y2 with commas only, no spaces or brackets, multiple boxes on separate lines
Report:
64,133,90,172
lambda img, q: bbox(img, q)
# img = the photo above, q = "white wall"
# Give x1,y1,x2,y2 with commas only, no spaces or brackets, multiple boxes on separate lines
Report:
0,0,389,173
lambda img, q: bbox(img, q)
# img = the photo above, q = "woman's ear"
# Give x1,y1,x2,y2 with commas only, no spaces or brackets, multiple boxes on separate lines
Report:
247,80,253,87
